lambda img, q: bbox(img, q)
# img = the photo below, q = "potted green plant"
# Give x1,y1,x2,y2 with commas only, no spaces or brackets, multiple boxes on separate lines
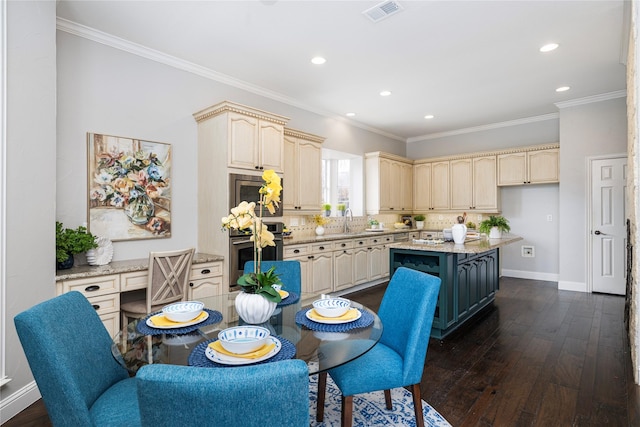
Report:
337,203,346,216
56,221,98,269
414,214,426,230
322,203,332,217
478,215,510,239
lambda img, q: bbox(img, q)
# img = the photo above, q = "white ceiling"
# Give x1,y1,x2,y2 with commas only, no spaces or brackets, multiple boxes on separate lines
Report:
56,0,628,142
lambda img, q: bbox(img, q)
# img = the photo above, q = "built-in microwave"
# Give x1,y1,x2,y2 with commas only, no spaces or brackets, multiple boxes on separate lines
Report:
229,173,284,217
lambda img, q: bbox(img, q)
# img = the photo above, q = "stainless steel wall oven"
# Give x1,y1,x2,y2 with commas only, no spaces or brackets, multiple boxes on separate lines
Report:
229,173,284,217
228,222,284,291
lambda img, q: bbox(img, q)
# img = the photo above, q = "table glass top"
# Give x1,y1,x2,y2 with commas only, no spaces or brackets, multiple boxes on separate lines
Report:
111,292,382,375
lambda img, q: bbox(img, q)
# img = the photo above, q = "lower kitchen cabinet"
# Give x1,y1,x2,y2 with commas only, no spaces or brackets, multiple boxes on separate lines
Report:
390,247,499,339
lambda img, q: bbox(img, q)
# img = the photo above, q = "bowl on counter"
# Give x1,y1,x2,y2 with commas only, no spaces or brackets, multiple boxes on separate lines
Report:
313,297,351,318
442,229,453,240
217,325,271,354
162,301,204,322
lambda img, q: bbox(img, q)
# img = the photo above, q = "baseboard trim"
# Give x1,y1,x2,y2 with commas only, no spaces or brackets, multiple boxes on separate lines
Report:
557,280,588,293
0,380,41,424
501,269,559,282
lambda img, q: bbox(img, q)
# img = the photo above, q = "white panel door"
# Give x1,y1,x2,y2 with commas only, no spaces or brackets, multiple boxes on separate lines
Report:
591,157,627,295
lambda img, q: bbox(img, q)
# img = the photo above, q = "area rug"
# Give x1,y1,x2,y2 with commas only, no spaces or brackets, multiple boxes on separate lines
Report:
308,373,451,427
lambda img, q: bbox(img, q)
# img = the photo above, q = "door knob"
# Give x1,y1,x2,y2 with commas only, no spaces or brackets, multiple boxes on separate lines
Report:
594,230,603,235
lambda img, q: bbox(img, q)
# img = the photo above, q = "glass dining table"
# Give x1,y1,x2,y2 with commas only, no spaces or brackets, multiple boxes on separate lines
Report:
111,292,383,375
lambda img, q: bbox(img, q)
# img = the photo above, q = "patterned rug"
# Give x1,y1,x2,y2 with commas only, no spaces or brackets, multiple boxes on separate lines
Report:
308,373,451,427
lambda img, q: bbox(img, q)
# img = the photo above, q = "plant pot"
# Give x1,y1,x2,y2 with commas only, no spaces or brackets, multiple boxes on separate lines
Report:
324,210,331,217
234,291,277,324
57,254,74,270
489,227,502,239
315,225,325,236
416,221,425,230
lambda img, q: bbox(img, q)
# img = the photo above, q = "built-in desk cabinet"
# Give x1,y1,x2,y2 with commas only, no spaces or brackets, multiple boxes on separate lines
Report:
56,258,223,337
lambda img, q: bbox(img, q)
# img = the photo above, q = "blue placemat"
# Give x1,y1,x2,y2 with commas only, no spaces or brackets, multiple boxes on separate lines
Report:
188,335,296,368
136,308,223,335
295,308,374,332
277,291,300,307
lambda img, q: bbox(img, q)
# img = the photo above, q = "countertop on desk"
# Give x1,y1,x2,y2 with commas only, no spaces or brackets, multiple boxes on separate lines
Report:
390,234,523,254
55,252,223,281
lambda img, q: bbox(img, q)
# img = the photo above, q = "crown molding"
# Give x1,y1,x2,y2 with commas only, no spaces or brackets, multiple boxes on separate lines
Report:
554,90,627,109
56,17,406,142
407,113,559,143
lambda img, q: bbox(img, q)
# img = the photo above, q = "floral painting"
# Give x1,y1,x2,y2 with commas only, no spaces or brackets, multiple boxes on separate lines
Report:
87,133,171,241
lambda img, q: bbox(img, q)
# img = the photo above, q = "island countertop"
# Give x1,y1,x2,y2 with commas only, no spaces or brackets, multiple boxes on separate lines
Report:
389,234,522,254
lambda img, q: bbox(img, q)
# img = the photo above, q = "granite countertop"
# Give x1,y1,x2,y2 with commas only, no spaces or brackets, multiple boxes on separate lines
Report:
55,252,223,281
389,234,522,254
283,228,422,245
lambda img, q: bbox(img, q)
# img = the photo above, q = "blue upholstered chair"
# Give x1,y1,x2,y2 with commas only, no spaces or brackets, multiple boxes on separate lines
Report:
14,291,141,426
135,360,309,427
243,260,302,294
316,267,441,427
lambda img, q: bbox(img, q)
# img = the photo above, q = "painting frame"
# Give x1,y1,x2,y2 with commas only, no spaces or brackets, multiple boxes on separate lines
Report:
87,132,172,241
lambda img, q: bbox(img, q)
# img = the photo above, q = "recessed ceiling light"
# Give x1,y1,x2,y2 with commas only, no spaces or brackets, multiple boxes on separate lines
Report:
380,90,392,97
346,112,356,117
556,86,570,92
540,43,559,53
311,56,326,65
424,115,434,119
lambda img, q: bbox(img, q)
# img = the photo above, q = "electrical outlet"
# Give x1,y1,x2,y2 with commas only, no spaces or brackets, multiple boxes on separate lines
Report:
290,218,298,226
521,246,535,257
547,214,553,222
438,215,443,220
477,215,482,221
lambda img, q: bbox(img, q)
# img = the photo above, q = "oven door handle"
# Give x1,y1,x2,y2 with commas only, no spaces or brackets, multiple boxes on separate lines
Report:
232,239,254,245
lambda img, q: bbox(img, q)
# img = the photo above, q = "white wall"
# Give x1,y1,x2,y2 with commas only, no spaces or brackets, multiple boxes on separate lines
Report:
56,30,404,262
1,0,57,421
558,97,627,292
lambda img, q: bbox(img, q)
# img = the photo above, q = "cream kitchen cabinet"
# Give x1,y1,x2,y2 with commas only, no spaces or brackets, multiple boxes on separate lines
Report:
187,262,224,300
283,242,333,295
450,156,499,211
283,128,325,212
365,152,414,214
227,112,285,172
498,147,559,186
333,240,354,291
413,160,450,211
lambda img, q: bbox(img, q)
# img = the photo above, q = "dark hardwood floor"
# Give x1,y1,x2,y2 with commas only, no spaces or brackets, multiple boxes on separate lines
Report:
4,277,640,426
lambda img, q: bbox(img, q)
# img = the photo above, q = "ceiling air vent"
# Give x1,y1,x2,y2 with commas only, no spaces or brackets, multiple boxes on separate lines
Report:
363,1,403,23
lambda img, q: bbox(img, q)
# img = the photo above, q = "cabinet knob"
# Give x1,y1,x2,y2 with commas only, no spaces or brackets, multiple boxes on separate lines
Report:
189,282,194,287
308,255,314,259
201,269,211,274
294,249,300,254
319,246,325,250
255,166,260,170
341,243,346,247
85,285,100,292
92,304,100,310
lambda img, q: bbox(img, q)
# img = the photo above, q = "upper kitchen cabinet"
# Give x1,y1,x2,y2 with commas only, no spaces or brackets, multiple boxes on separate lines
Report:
194,101,289,174
365,152,413,214
413,160,450,211
283,128,325,213
450,155,499,212
497,144,559,186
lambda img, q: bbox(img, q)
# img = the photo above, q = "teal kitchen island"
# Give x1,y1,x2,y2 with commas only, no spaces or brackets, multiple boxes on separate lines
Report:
389,234,522,339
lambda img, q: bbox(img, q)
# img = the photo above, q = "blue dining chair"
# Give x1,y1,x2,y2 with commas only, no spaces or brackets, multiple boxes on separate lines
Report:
135,360,309,427
243,260,302,294
316,267,441,427
14,291,141,426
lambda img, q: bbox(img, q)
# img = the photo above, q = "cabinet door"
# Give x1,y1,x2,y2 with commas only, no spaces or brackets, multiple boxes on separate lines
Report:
228,112,259,170
282,135,298,211
400,163,413,211
378,158,392,211
188,276,223,300
497,152,527,186
450,158,473,210
333,249,354,291
368,245,383,281
353,244,369,285
457,263,471,321
413,162,432,211
528,149,559,184
431,161,450,210
258,121,284,172
310,253,333,295
388,161,402,210
473,156,498,210
296,140,322,211
289,255,311,293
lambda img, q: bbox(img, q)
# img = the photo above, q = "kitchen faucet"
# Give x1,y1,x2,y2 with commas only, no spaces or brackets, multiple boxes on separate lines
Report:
343,208,353,233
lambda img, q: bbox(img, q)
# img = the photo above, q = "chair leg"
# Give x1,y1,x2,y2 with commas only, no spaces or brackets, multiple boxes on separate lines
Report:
341,395,353,427
384,389,392,409
316,372,327,422
411,383,424,427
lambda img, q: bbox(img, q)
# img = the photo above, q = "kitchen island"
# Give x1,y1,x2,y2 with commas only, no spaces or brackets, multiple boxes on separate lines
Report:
389,234,522,339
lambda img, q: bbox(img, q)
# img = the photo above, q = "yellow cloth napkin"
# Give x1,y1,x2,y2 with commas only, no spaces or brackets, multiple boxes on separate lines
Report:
309,308,359,322
278,290,289,298
149,310,207,327
209,340,276,359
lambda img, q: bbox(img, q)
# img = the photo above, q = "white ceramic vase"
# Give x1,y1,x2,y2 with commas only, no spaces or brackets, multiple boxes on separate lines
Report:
315,225,325,236
489,227,502,239
416,221,425,230
234,292,276,324
452,223,467,244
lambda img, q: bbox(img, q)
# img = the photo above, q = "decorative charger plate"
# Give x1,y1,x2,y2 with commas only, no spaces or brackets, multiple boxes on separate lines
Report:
146,311,210,329
305,308,362,324
205,336,282,366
